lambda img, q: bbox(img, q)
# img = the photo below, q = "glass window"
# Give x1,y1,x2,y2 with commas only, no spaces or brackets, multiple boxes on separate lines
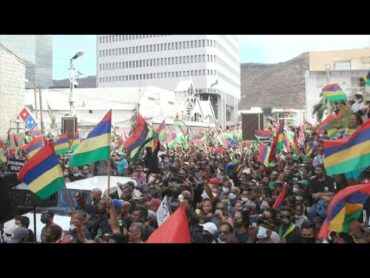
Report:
150,59,152,66
146,45,149,52
207,55,210,62
179,57,182,64
176,72,178,77
202,39,205,47
194,40,197,48
207,70,210,75
153,59,156,66
171,42,174,49
175,42,178,49
161,72,163,78
195,70,198,76
191,70,193,76
203,69,206,75
187,56,190,63
191,41,193,48
175,57,178,64
183,71,186,76
154,44,156,52
187,70,190,76
172,57,174,64
164,72,167,78
191,56,193,63
179,42,182,49
194,56,197,63
179,71,182,77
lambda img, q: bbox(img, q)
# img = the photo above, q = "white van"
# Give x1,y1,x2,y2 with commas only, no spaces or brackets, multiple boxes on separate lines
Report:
3,176,137,243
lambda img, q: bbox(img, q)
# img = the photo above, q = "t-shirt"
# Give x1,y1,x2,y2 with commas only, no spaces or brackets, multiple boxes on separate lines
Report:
117,159,128,175
308,176,337,204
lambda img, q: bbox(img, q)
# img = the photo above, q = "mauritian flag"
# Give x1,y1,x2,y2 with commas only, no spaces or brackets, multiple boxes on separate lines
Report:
269,120,284,161
22,136,45,159
319,183,370,239
321,83,347,103
54,133,70,155
258,143,271,167
323,119,370,176
18,142,65,199
255,130,273,141
69,131,80,152
69,110,112,167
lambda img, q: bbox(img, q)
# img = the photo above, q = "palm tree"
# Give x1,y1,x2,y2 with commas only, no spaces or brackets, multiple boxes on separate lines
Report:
312,93,330,122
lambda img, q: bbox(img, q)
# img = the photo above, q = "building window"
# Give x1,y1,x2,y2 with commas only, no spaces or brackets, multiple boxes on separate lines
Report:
176,72,178,77
179,42,182,49
194,55,197,63
153,44,156,52
191,56,194,63
175,42,178,49
187,71,190,76
202,39,205,47
203,69,206,75
191,41,194,48
175,57,178,64
171,57,174,64
195,70,198,76
153,59,156,66
194,40,197,48
207,40,210,47
334,60,351,70
171,42,174,50
190,70,193,76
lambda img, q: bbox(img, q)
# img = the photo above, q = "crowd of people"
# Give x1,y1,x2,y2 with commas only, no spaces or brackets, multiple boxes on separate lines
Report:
2,91,370,244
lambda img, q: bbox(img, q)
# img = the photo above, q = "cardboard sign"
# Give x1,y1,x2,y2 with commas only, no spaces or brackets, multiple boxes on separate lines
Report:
6,159,25,173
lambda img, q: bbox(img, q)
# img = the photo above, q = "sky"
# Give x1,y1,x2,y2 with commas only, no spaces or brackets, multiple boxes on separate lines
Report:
53,35,370,80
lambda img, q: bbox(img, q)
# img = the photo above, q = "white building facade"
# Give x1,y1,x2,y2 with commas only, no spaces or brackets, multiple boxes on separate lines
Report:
305,48,370,124
96,35,240,128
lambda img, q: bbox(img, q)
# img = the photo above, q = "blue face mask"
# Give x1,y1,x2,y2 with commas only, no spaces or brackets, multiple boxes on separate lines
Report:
228,193,237,200
40,217,47,224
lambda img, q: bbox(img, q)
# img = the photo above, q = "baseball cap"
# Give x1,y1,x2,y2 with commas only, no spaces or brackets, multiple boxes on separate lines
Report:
209,178,220,185
201,222,218,236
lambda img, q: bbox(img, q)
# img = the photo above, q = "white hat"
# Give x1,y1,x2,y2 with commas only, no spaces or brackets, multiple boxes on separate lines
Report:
355,91,364,96
201,222,218,236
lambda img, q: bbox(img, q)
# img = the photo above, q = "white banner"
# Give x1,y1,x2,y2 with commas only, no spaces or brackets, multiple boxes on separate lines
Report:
156,195,171,226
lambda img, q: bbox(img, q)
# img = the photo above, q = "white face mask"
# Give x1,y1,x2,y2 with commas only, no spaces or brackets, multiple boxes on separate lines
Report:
241,197,248,202
257,226,268,239
148,176,155,184
222,187,230,193
228,193,237,200
293,187,299,194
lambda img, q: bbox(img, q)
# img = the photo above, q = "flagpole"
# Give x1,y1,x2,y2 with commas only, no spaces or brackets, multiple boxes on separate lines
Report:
107,158,111,196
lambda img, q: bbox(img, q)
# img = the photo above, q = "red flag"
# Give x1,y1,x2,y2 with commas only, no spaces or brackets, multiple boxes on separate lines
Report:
272,183,288,209
146,203,191,243
269,120,284,161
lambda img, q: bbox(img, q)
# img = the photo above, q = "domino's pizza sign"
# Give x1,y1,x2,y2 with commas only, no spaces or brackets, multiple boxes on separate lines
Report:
19,107,37,130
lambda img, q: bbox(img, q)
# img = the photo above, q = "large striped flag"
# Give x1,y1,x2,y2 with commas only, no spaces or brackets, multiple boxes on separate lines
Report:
269,120,284,161
319,183,370,239
321,83,347,103
157,120,166,142
124,113,157,162
69,131,80,152
323,119,370,176
258,143,271,167
22,136,45,159
18,142,65,199
54,133,70,155
69,110,112,167
255,130,273,141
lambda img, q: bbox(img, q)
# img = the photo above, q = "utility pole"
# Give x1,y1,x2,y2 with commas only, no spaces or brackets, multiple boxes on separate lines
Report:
38,87,44,133
33,78,38,128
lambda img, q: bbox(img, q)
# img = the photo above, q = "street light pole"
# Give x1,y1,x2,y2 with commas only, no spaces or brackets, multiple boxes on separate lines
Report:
69,51,84,116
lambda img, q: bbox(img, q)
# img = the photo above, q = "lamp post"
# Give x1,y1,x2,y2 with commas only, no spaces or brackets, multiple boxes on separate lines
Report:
69,51,84,116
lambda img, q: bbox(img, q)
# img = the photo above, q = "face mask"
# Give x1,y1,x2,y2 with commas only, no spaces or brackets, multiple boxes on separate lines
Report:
229,193,236,200
233,221,242,229
74,173,79,177
148,176,155,184
302,237,316,244
69,224,76,232
293,188,299,194
222,187,230,193
299,170,304,176
295,195,303,201
257,226,268,239
64,171,68,176
241,197,248,202
40,217,47,224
